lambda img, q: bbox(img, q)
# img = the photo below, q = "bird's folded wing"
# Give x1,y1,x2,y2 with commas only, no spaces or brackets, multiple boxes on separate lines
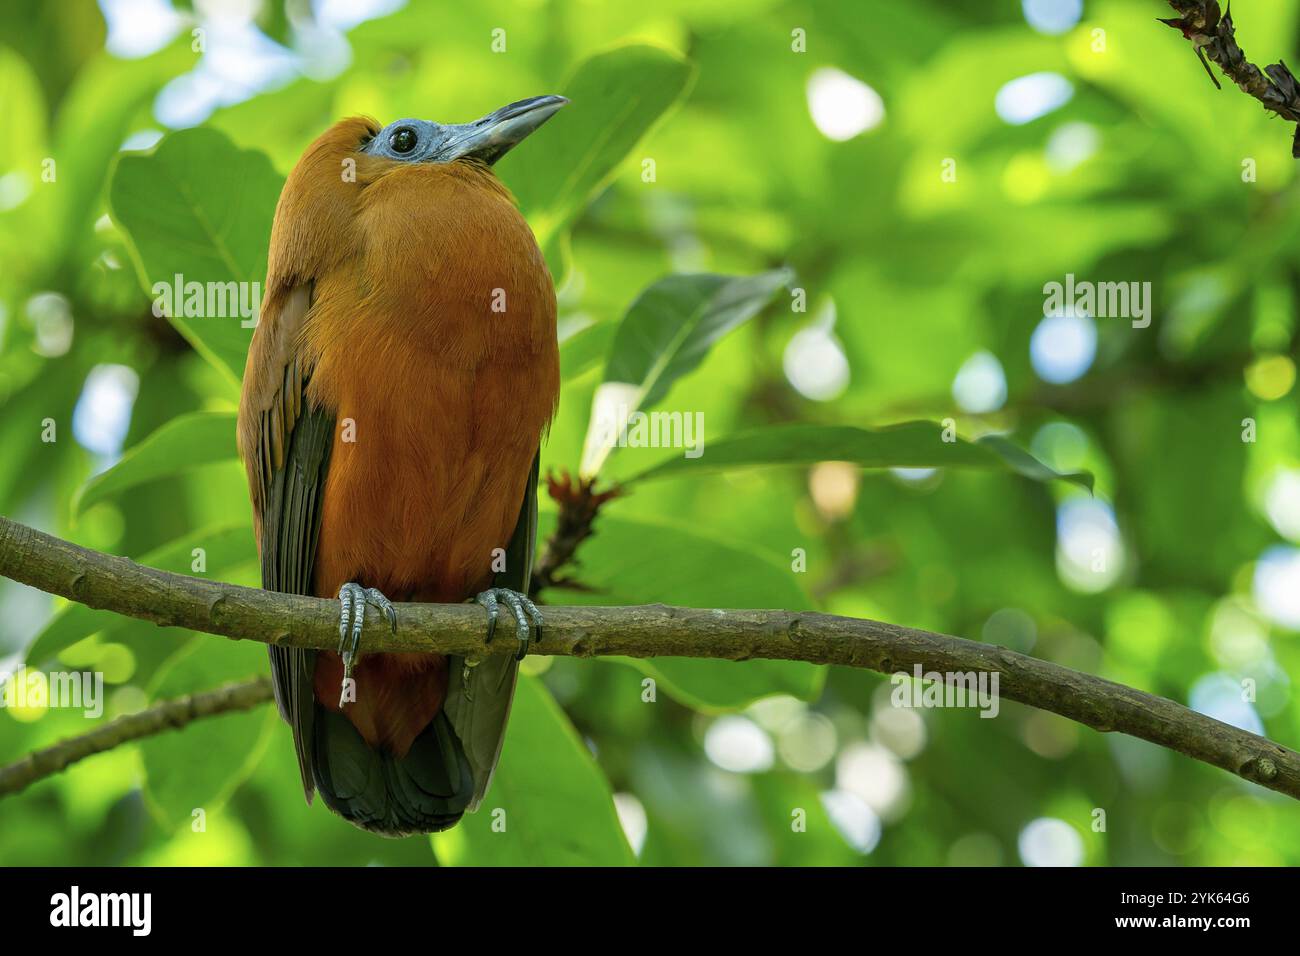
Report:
442,451,540,810
238,283,333,801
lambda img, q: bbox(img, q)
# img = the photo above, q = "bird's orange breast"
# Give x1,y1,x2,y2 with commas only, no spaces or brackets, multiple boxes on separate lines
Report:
307,160,558,602
302,160,559,752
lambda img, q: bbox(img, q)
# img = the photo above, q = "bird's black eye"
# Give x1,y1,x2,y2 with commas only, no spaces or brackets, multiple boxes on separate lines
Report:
390,127,418,154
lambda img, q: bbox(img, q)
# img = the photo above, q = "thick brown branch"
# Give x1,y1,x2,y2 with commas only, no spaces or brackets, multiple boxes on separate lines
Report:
1,514,1298,800
0,677,272,796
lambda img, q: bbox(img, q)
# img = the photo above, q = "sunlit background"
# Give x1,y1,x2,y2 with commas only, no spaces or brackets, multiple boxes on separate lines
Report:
1,0,1298,866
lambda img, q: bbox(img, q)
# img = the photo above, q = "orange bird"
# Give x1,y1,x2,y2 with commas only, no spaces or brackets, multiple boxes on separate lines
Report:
236,97,565,835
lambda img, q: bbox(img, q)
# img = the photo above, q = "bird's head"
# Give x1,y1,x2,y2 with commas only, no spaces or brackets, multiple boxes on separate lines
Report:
360,95,568,166
267,96,568,286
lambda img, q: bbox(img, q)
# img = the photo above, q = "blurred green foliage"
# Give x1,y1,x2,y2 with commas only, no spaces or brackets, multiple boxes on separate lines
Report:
1,0,1298,866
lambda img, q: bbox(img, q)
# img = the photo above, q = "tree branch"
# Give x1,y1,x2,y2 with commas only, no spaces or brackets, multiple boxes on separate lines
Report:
2,514,1298,800
0,677,272,797
1161,1,1300,155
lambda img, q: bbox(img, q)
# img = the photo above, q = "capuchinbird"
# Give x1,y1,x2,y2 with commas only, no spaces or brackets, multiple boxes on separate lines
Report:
236,96,565,836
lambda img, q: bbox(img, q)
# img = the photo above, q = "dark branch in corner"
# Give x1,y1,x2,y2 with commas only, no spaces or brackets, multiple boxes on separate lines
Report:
1161,1,1300,155
1,515,1298,801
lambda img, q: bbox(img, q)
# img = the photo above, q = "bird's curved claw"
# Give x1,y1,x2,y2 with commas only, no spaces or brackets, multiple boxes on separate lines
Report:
337,582,397,706
475,587,543,661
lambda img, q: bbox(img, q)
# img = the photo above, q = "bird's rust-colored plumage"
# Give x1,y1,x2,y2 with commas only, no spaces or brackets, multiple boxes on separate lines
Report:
237,113,560,830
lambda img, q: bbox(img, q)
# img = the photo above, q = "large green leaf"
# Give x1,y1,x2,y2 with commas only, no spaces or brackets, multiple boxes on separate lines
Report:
140,638,275,831
0,47,45,296
626,421,1094,491
559,321,616,381
109,127,284,386
579,269,791,476
73,411,239,516
539,512,823,710
750,774,867,865
498,44,695,260
24,523,255,666
430,674,633,865
0,358,86,512
34,40,197,280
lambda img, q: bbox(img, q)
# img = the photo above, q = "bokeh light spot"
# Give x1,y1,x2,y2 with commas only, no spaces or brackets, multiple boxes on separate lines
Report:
820,789,882,854
1189,672,1264,735
952,350,1008,413
1056,497,1123,592
1245,354,1296,401
73,364,140,463
995,72,1073,125
806,67,885,141
1018,817,1084,866
1031,309,1096,384
784,326,850,400
1263,469,1300,541
1022,0,1083,35
1252,546,1300,630
703,715,774,773
1045,121,1099,172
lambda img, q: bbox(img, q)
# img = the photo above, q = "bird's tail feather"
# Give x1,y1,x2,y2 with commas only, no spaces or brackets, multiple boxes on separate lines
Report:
311,706,473,837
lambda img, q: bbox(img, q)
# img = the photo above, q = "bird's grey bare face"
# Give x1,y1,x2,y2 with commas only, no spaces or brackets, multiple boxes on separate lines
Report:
362,95,568,166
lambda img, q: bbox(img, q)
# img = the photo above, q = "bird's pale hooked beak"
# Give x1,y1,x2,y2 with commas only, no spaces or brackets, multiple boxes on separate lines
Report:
432,95,568,165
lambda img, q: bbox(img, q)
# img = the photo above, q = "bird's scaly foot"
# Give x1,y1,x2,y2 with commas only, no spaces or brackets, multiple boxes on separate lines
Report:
475,588,543,662
337,582,397,707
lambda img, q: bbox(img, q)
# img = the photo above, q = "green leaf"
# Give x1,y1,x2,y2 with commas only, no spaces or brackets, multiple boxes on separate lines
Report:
33,40,198,277
497,43,695,275
0,45,46,184
430,674,633,865
626,421,1094,491
73,411,239,516
24,524,255,666
109,127,284,386
559,321,615,381
540,513,823,710
750,773,868,865
0,358,86,510
140,638,275,831
579,269,791,476
0,47,46,296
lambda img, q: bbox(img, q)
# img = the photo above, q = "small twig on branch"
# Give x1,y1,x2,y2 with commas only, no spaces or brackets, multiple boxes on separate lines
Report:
1,514,1298,800
1161,1,1300,155
529,469,622,597
0,677,272,796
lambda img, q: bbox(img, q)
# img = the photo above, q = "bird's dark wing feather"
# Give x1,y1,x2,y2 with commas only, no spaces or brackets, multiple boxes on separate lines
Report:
239,284,332,802
262,404,333,801
442,451,540,810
